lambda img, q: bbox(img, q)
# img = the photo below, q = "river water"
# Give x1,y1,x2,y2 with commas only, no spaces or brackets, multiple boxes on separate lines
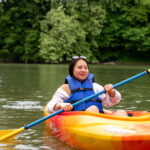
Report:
0,63,150,150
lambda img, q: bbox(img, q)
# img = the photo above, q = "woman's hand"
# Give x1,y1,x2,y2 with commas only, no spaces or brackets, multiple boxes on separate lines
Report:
61,103,73,111
104,84,115,97
54,103,73,111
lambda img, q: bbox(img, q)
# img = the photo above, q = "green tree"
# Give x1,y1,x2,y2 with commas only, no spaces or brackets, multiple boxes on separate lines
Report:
0,0,50,63
99,0,150,62
40,0,106,63
40,6,89,63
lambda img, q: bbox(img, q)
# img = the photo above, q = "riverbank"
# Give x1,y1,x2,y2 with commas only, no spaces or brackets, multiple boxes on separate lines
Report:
0,60,150,66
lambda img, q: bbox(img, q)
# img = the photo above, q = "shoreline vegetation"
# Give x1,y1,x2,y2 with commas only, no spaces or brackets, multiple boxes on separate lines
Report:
0,60,150,66
0,1,150,64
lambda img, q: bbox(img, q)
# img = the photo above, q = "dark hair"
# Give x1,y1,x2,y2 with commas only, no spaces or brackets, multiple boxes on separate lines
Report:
69,58,88,77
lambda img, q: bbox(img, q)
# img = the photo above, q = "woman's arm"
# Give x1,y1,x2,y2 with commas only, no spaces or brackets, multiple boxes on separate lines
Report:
93,83,121,107
47,84,73,113
46,87,69,113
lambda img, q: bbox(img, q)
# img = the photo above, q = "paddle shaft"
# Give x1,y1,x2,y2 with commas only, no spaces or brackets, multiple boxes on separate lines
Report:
24,69,150,130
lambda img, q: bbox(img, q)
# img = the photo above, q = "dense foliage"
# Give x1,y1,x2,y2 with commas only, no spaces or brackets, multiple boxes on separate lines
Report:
0,0,150,63
99,0,150,62
40,0,106,63
0,0,50,63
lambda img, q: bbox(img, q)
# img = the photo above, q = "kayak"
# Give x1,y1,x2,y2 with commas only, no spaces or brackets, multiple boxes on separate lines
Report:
44,106,150,150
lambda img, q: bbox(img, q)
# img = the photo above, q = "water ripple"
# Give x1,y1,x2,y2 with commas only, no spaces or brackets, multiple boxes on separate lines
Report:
0,98,7,101
2,101,44,110
15,144,39,150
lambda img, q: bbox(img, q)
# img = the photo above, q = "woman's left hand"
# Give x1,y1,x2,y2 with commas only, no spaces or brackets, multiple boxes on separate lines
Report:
104,84,115,97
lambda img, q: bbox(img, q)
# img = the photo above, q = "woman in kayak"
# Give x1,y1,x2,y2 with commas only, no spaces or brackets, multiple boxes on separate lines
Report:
47,56,128,117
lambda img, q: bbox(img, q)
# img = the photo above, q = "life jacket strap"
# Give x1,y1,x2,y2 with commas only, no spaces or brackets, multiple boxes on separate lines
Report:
71,88,93,94
80,109,104,114
69,98,102,104
70,99,104,113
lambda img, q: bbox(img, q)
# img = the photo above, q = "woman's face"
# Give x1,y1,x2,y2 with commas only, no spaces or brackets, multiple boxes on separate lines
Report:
73,59,89,82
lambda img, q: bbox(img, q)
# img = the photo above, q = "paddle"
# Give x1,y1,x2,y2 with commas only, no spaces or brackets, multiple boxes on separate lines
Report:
0,69,149,141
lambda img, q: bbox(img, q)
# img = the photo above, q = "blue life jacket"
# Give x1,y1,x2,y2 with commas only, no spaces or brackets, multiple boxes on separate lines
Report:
65,73,103,113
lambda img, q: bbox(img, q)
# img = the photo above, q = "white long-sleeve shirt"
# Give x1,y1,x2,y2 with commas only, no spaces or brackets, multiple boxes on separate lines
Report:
47,83,121,113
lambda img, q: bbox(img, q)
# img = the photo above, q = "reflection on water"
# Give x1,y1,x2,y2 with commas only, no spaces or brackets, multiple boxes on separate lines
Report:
43,128,77,150
0,63,150,149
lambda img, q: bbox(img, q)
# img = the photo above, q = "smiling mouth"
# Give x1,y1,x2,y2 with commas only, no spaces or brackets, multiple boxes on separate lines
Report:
80,74,87,77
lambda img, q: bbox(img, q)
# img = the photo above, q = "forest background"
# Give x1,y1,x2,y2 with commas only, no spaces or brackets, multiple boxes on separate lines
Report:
0,0,150,63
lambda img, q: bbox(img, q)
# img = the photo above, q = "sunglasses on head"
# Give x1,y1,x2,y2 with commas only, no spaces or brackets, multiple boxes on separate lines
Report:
72,56,86,60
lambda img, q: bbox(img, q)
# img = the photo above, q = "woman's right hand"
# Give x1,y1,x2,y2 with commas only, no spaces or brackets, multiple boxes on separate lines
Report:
104,84,115,97
54,103,73,111
61,103,73,111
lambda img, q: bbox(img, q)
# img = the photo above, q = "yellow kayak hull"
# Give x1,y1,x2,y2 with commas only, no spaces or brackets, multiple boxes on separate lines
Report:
44,106,150,150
